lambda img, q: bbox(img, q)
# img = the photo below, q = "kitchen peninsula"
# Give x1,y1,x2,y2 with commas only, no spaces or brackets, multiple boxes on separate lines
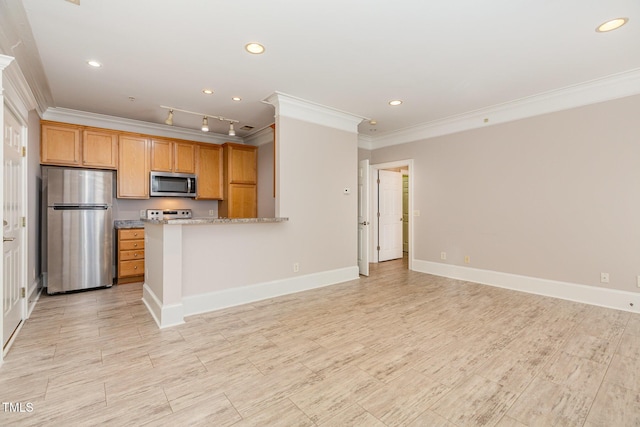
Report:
142,217,298,328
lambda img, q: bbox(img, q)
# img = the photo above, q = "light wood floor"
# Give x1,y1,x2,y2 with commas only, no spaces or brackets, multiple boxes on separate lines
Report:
2,259,640,426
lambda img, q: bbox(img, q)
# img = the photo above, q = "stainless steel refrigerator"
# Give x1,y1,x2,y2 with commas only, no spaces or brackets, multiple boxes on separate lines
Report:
45,167,114,294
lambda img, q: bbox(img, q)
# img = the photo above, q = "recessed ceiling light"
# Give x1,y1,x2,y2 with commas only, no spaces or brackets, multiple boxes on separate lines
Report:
596,17,629,32
389,100,403,106
232,96,242,102
202,89,214,95
245,43,265,54
87,60,102,68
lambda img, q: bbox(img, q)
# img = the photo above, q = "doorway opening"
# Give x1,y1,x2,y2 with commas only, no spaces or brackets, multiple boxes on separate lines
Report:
364,159,414,273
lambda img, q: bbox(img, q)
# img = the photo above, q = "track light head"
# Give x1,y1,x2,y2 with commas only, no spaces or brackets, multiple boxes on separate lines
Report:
165,110,174,126
228,123,236,136
201,117,209,132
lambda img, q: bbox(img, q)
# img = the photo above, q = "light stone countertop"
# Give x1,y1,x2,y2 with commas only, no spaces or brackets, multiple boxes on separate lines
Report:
140,217,289,225
114,220,145,229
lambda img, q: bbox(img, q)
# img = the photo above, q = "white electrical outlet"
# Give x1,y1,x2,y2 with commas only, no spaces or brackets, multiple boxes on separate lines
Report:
440,252,446,260
293,263,300,272
464,256,470,264
140,209,146,218
600,272,609,284
209,210,215,216
413,210,421,217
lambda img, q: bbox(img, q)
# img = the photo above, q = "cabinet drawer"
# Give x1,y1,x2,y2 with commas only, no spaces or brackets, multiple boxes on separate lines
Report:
120,249,144,261
120,239,144,250
119,259,144,277
119,229,144,240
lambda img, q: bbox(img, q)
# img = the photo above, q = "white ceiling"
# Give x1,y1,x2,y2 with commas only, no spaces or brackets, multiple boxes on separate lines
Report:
5,0,640,140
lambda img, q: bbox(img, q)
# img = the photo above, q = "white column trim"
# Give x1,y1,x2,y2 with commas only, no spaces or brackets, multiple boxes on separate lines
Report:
263,91,367,133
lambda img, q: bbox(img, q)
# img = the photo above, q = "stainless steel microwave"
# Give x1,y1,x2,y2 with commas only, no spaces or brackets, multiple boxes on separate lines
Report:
150,171,197,197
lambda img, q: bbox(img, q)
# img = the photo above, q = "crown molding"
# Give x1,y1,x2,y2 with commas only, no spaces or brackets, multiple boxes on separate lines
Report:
0,54,13,71
243,125,274,147
263,91,367,133
4,60,39,119
42,107,244,144
357,134,374,150
369,68,640,149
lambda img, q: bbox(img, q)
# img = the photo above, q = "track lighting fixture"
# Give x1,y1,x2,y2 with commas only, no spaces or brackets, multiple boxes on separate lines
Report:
160,105,239,134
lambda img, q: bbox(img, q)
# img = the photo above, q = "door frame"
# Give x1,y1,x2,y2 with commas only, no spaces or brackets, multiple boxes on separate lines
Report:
369,159,414,270
358,159,370,276
2,99,28,358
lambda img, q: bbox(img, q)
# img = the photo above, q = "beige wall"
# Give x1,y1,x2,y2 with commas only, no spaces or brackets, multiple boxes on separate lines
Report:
371,94,640,293
27,110,41,293
182,115,358,297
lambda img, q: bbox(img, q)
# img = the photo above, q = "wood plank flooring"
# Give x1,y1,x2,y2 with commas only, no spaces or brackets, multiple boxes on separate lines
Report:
2,258,640,426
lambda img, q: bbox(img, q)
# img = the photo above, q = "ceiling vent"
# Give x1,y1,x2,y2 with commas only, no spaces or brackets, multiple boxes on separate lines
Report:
240,125,254,131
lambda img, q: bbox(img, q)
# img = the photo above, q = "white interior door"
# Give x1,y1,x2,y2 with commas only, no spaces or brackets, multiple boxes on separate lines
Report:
378,170,403,262
358,159,370,276
3,106,24,350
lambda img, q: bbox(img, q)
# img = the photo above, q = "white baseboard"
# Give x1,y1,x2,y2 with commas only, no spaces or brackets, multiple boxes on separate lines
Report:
141,284,185,328
183,266,360,317
412,259,640,313
26,276,43,318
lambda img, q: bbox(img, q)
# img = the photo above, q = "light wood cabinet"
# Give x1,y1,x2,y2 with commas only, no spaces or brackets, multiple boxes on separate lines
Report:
41,122,82,166
150,139,195,174
195,143,223,200
117,228,144,283
220,142,257,218
41,122,118,169
82,129,118,169
117,135,149,199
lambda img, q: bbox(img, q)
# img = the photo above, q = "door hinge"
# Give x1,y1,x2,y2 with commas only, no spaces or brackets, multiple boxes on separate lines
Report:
21,217,26,227
376,245,380,251
376,179,380,184
377,212,380,218
21,147,26,157
21,288,26,298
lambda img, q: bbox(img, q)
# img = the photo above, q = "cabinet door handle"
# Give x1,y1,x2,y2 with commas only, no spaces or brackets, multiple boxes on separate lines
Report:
134,253,138,257
133,243,138,247
134,266,138,270
133,232,138,237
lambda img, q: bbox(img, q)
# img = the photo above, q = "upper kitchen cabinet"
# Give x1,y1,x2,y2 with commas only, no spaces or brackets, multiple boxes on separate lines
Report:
150,139,195,174
118,135,149,199
224,142,257,184
195,143,223,200
41,121,118,169
82,129,118,169
220,143,257,218
41,122,81,166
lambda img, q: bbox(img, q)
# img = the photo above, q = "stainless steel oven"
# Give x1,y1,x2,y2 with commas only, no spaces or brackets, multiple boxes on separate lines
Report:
150,171,197,197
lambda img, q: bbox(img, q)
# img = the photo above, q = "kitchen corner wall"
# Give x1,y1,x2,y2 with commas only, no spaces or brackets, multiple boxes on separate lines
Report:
180,105,360,300
370,94,640,294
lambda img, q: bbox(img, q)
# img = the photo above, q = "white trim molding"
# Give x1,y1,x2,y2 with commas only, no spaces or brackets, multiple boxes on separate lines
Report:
243,125,274,147
263,91,367,133
183,266,359,317
42,107,243,145
413,260,640,314
370,68,640,149
142,283,185,329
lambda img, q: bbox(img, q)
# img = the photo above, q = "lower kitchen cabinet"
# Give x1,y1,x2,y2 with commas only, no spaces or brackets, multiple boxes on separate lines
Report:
117,228,145,283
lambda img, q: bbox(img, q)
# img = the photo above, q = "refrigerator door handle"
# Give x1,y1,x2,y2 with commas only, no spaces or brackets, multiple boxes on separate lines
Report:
52,205,109,210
